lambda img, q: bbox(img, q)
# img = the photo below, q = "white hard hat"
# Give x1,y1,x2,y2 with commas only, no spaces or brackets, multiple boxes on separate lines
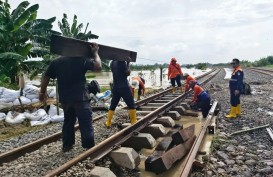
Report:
131,80,139,89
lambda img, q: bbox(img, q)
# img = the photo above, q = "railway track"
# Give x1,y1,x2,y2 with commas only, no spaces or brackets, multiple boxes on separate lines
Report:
247,67,273,76
0,68,221,177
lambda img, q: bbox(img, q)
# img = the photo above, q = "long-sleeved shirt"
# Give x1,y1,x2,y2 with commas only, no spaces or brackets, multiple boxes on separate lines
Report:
132,76,145,92
185,75,196,92
192,84,210,103
168,63,183,79
229,66,244,91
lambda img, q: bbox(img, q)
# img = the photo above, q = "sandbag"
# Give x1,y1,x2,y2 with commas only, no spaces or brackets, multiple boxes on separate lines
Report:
0,112,6,121
25,94,38,100
13,96,31,105
31,98,39,104
23,84,39,95
51,115,64,122
1,88,20,99
5,111,26,124
0,102,13,110
25,109,48,121
48,90,56,98
0,98,16,103
30,115,51,126
48,104,64,116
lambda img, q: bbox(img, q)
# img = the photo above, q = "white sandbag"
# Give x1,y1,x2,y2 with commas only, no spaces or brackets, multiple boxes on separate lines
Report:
0,97,16,103
1,88,20,99
31,98,39,104
23,84,39,95
46,87,55,95
0,102,13,110
48,90,56,98
5,111,26,124
25,94,38,100
30,115,51,126
48,104,63,116
25,109,48,121
13,96,31,106
0,112,6,121
50,115,64,122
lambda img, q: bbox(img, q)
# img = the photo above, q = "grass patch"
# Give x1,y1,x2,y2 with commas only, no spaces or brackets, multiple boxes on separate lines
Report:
85,73,96,79
263,65,273,69
100,86,110,92
0,83,19,90
0,120,55,142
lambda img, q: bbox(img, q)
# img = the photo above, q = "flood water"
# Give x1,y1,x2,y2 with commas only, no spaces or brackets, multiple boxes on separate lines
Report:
86,68,211,88
25,68,210,88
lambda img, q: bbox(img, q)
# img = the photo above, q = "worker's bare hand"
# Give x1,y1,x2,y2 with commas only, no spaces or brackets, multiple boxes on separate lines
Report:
234,90,240,96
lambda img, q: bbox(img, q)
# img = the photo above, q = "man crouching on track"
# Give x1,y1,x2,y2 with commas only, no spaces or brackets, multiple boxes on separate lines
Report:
189,80,211,118
105,59,137,128
225,58,244,118
39,43,102,152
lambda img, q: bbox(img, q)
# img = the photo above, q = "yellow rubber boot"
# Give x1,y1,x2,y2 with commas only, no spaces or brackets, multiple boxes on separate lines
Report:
179,86,184,93
225,106,237,118
172,87,176,94
129,109,137,124
236,104,241,115
105,110,114,128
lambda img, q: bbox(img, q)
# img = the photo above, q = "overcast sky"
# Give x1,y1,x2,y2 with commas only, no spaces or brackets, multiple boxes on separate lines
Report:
9,0,273,64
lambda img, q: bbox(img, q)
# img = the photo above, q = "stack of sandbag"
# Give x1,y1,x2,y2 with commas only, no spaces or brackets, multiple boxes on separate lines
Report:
0,87,20,109
47,87,56,98
23,84,40,103
0,112,6,121
13,96,31,105
48,105,64,122
5,111,26,124
25,109,51,126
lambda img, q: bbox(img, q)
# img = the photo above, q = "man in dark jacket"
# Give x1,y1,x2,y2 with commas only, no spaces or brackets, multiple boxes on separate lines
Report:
226,58,244,118
39,44,101,152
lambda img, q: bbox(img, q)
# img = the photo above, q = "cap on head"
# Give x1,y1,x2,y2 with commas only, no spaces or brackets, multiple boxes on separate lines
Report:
183,73,189,77
131,80,139,89
171,57,177,62
231,58,240,64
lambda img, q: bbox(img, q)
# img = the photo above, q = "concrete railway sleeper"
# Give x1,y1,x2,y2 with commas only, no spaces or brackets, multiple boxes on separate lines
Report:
0,69,220,177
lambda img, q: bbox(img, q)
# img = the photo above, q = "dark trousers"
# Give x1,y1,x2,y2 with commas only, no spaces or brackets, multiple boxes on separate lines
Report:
197,98,211,118
110,87,136,110
230,90,240,107
138,86,143,96
62,101,94,149
170,75,182,87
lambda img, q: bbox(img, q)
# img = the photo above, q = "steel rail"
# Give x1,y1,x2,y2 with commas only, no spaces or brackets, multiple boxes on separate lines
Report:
247,68,273,76
44,69,220,177
0,69,216,165
179,101,218,177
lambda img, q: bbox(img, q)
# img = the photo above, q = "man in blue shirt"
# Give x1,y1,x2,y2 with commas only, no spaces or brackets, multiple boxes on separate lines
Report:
226,58,244,118
39,44,101,152
105,60,137,128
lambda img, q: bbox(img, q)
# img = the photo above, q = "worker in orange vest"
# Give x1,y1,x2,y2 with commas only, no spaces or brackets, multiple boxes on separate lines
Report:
189,80,211,118
168,58,183,93
225,58,244,118
183,73,200,92
130,76,145,100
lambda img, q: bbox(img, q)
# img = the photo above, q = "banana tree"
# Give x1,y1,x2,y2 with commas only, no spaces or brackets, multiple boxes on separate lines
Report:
0,0,58,83
58,13,99,41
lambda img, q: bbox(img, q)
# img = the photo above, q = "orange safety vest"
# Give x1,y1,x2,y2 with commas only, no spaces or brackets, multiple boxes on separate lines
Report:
132,76,145,90
168,63,183,79
185,75,196,92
